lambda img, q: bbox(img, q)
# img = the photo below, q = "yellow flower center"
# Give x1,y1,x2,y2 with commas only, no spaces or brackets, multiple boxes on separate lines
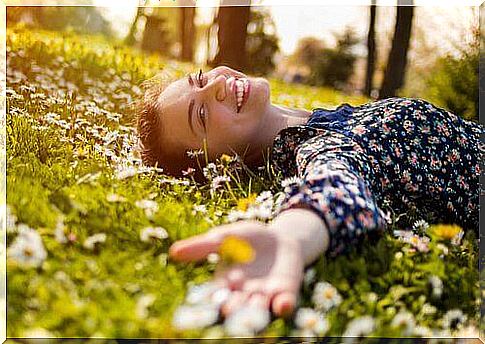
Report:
237,194,257,212
219,236,255,265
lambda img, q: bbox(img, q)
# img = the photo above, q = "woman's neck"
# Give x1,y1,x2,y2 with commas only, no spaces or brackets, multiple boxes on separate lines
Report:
244,103,312,166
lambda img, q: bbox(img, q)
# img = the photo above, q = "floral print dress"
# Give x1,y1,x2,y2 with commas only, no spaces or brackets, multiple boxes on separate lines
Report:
271,98,483,257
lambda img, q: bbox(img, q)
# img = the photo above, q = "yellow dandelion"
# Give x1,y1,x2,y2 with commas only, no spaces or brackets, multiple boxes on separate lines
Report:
218,236,255,265
431,224,462,240
237,194,257,212
220,154,233,165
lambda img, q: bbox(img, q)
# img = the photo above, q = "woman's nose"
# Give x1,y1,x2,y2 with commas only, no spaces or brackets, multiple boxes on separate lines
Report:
203,74,227,101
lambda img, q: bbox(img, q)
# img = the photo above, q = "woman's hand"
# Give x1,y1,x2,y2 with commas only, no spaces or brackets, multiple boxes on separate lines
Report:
169,220,305,318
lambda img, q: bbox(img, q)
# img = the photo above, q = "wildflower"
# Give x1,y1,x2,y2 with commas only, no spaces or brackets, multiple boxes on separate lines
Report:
412,219,429,234
413,325,433,337
115,166,137,180
106,193,127,203
219,154,233,165
450,229,464,246
281,176,302,188
8,225,47,268
207,253,220,264
192,204,207,215
312,281,342,312
83,233,107,250
219,236,255,265
54,218,68,244
422,303,437,315
140,227,168,242
136,294,156,319
172,304,219,331
203,163,218,179
185,282,231,307
182,167,196,177
294,308,329,337
135,199,159,218
256,191,273,204
224,305,270,336
303,268,316,288
226,209,246,223
428,275,443,298
211,175,231,191
390,310,415,335
436,243,449,256
237,194,257,212
395,230,430,253
442,309,467,330
431,224,462,241
186,149,204,158
342,316,375,342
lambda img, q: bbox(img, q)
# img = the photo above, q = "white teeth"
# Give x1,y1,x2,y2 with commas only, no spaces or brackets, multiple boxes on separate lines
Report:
235,78,247,112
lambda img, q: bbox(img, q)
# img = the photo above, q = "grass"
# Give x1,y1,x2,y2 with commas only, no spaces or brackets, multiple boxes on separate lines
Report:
6,24,480,340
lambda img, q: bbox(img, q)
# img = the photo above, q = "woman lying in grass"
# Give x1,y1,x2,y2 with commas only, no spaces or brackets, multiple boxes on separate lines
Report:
136,65,482,319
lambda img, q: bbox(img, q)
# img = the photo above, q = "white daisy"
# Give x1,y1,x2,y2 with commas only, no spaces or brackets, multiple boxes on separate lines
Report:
185,282,230,307
256,191,273,204
390,310,415,335
412,219,430,233
428,275,443,298
294,308,329,336
135,199,159,218
192,204,207,215
211,175,231,191
115,165,137,180
342,316,375,343
172,304,219,330
224,305,270,337
83,233,107,250
281,176,302,188
106,193,127,203
54,218,68,244
413,325,433,337
8,225,47,268
140,226,168,242
442,309,467,330
312,281,342,312
135,294,156,319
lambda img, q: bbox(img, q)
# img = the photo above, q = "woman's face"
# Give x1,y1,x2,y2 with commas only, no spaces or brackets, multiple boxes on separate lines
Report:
157,66,271,160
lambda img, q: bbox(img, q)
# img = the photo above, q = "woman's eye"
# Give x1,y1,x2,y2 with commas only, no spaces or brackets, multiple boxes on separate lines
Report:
196,69,205,88
198,106,207,130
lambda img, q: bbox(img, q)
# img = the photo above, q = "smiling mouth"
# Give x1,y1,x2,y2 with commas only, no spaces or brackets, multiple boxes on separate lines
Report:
234,77,250,113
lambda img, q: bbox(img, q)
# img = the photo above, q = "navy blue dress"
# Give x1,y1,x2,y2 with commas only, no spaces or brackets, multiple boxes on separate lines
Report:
271,98,483,257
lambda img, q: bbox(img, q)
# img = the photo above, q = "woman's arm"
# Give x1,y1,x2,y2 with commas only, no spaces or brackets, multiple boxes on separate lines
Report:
269,208,329,266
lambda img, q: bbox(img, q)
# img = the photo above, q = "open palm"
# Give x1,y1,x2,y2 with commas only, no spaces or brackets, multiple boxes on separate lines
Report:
169,220,305,317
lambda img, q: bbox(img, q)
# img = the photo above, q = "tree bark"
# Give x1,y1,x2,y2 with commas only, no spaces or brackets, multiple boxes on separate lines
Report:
364,2,377,97
379,1,414,99
124,7,144,46
210,0,251,71
179,6,196,61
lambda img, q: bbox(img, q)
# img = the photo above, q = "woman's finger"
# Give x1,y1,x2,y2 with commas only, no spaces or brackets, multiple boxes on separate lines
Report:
169,221,263,262
248,292,271,309
168,233,221,262
271,291,297,318
221,290,249,317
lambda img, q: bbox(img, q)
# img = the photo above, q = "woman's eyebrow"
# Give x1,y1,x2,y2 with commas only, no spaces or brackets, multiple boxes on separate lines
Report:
188,98,196,136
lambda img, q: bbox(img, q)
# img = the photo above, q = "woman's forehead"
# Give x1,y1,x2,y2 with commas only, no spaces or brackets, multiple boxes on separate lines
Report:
158,77,189,111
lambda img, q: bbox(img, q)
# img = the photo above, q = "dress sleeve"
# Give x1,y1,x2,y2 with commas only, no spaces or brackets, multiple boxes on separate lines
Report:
279,132,389,258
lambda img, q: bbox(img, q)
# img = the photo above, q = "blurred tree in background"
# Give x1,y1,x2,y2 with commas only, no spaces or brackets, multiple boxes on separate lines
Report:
291,28,359,91
245,8,279,76
179,6,196,62
364,0,377,97
379,1,414,99
423,29,479,122
210,1,251,71
7,6,113,37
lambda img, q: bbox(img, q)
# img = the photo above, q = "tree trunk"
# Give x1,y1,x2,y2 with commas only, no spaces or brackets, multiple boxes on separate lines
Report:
179,6,196,61
124,7,144,46
379,1,414,99
210,0,251,71
364,2,377,97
